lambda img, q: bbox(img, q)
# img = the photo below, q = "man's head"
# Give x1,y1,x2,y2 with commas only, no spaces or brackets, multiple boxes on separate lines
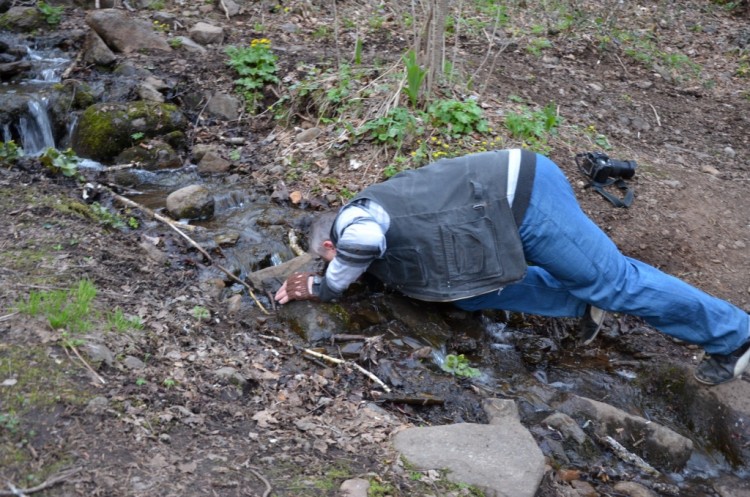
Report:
309,211,338,262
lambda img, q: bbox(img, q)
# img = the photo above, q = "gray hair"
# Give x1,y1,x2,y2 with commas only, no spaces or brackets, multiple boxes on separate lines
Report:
309,211,338,257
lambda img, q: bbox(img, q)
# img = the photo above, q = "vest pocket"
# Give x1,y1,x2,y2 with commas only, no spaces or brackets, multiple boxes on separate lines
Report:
373,247,428,287
441,217,503,280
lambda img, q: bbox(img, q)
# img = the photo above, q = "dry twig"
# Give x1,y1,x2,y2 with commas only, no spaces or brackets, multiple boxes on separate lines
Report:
1,467,82,496
258,334,391,392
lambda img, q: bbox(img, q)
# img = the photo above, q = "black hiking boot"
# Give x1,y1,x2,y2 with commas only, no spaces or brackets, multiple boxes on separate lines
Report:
694,339,750,386
578,305,607,346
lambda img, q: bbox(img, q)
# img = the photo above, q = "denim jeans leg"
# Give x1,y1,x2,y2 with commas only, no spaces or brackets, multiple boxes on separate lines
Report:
455,154,749,355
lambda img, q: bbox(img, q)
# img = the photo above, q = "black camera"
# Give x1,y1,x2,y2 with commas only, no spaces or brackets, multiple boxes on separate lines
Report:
576,152,637,184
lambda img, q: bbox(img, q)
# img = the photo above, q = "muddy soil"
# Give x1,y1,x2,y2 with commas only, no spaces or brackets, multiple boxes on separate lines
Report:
1,1,749,496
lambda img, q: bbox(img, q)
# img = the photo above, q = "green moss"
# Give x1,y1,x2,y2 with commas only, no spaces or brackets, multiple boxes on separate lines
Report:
72,102,187,163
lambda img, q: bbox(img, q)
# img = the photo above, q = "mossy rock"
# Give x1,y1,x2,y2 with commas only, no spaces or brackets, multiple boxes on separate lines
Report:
0,7,45,32
71,101,187,163
115,139,181,170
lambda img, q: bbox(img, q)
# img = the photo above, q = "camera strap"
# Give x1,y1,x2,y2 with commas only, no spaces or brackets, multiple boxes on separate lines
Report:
586,178,635,208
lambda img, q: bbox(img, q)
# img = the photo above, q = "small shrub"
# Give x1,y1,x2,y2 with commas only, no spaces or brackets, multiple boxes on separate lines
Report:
359,106,420,146
427,99,488,137
37,1,64,26
225,39,279,113
402,49,426,108
442,353,481,378
0,141,23,166
504,102,560,143
40,147,79,178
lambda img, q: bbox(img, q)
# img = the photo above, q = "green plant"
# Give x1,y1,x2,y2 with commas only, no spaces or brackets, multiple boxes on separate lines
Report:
191,306,210,321
0,141,23,166
0,412,20,433
40,148,79,177
427,99,489,137
37,1,64,26
17,280,97,337
527,37,552,56
168,37,183,49
136,378,147,386
146,0,166,10
504,103,560,144
402,50,426,108
131,132,145,142
225,39,279,113
152,19,170,32
354,37,363,65
90,202,127,229
359,106,420,146
442,354,481,378
163,378,176,388
229,148,241,161
107,307,143,333
127,217,139,229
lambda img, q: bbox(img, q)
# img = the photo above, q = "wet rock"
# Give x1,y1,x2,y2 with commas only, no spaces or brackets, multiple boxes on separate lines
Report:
138,82,165,103
123,356,146,370
393,413,545,497
214,366,247,387
189,22,224,45
555,395,693,470
72,101,187,163
198,150,231,173
278,301,348,343
613,481,658,497
0,60,31,80
339,478,369,497
85,342,114,367
86,396,109,413
541,412,588,445
166,184,215,220
571,480,597,497
87,9,172,53
82,31,117,67
205,92,241,121
172,36,207,53
115,140,182,170
0,7,45,33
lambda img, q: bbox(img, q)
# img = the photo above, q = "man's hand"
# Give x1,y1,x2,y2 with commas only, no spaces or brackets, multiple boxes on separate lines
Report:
274,272,318,304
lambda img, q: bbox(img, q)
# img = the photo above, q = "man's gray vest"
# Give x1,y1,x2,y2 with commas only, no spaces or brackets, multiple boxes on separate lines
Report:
349,149,536,302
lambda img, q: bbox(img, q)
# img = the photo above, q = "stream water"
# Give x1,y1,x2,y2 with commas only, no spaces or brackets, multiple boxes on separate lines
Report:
3,32,748,496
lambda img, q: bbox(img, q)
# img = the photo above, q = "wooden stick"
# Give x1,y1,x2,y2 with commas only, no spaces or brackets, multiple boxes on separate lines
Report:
105,186,269,314
601,435,661,476
0,467,82,496
70,344,106,384
259,335,391,392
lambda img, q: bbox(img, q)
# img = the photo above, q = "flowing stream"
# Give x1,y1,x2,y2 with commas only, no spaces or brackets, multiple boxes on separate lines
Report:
3,31,749,496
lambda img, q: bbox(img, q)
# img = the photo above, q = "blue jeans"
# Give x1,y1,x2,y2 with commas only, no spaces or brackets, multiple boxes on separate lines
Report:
454,154,749,355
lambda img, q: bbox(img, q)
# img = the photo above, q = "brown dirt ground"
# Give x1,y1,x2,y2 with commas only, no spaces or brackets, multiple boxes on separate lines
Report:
1,1,749,496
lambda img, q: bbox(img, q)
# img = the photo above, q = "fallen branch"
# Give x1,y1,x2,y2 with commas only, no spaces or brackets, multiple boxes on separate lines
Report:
1,467,82,496
600,435,660,476
258,334,391,392
69,344,106,385
105,186,269,314
241,462,272,497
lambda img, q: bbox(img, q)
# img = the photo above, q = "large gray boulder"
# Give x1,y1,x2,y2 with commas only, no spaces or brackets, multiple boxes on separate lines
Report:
86,9,172,53
393,399,545,497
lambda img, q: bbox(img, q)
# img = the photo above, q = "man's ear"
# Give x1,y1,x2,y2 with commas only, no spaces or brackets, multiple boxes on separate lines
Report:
322,240,335,251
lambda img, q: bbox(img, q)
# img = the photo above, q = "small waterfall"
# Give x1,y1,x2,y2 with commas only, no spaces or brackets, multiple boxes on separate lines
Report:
2,124,11,143
19,98,55,155
25,46,69,83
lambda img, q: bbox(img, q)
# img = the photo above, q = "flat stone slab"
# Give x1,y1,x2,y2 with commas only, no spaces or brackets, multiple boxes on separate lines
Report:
393,422,544,497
